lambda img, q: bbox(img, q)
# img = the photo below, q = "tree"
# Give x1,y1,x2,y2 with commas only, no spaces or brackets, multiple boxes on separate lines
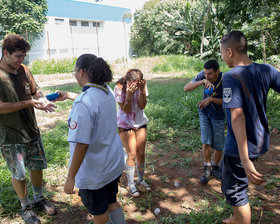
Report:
0,0,48,44
214,0,280,60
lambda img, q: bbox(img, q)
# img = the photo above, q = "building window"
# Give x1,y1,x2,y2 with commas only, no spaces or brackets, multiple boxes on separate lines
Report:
69,20,77,26
93,22,100,27
55,18,64,25
81,21,89,27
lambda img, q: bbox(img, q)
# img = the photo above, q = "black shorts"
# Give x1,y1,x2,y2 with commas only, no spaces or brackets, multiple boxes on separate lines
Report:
78,176,120,215
118,124,147,133
220,154,257,207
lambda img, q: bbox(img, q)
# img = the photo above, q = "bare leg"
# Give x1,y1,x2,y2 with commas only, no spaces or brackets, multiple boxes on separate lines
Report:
11,178,27,199
222,203,251,224
30,170,43,187
119,130,137,166
135,127,146,167
94,210,109,224
213,150,223,165
202,144,211,163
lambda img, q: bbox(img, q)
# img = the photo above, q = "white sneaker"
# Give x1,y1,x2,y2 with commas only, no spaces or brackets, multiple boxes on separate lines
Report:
127,183,140,197
137,180,151,191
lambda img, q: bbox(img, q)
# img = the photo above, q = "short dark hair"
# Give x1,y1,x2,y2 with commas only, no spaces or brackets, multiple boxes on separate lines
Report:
220,30,247,55
204,59,219,72
75,54,112,84
2,34,31,56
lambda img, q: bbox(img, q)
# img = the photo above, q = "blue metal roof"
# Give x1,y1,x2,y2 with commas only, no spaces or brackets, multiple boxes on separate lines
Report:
47,0,131,22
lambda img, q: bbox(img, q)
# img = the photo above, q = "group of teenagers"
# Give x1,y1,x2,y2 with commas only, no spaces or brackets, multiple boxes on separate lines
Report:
0,30,279,224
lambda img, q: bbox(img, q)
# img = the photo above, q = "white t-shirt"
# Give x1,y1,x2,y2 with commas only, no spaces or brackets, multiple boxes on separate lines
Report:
114,84,149,129
67,86,124,190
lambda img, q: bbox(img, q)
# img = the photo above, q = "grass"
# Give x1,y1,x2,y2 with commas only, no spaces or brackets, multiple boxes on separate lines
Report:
30,58,77,75
1,57,280,223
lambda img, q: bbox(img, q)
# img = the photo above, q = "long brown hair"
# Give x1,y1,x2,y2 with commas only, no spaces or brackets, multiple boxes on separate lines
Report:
116,69,143,91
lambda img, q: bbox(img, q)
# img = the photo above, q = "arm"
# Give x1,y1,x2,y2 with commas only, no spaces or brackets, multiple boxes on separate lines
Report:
197,97,222,109
138,79,147,110
230,108,264,185
184,80,204,91
184,79,214,92
118,82,138,114
64,143,88,194
0,99,41,114
55,91,79,101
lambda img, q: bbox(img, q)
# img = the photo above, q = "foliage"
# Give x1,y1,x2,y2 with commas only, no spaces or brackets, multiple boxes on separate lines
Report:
0,0,47,43
131,0,280,61
215,0,280,60
30,57,77,75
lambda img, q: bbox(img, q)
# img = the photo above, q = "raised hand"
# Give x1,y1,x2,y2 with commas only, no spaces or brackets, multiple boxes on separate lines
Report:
126,81,139,97
139,79,146,92
204,79,215,91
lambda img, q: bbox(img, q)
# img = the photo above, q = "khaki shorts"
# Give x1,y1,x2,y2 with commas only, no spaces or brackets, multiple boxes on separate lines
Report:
0,137,47,180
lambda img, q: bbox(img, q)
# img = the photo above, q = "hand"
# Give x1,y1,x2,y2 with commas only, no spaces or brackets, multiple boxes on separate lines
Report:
32,99,56,112
139,79,146,92
242,159,264,185
31,99,56,112
54,91,68,102
197,98,212,109
204,79,215,90
126,81,139,97
64,177,76,194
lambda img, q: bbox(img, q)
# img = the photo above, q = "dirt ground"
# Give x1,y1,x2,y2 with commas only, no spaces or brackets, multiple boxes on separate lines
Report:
2,74,279,224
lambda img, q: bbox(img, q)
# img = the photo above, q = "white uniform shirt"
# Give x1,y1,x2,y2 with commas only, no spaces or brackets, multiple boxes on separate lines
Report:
67,86,124,190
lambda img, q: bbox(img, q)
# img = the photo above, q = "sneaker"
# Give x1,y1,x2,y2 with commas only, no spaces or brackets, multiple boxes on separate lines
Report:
211,165,221,181
137,180,151,191
127,183,140,197
19,206,40,224
200,165,211,185
32,196,56,215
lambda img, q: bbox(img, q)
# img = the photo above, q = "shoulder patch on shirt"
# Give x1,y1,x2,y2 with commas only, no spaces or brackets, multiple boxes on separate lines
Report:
70,121,77,130
223,88,232,103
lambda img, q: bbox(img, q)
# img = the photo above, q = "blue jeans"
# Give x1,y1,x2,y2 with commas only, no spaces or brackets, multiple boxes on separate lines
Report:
199,111,225,151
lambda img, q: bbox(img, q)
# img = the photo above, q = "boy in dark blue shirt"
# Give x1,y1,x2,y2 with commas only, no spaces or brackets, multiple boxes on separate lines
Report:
184,60,225,185
220,30,280,224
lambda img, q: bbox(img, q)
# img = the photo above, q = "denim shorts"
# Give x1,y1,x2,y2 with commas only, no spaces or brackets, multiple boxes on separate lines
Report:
78,175,120,215
0,137,47,180
220,155,257,207
199,111,225,150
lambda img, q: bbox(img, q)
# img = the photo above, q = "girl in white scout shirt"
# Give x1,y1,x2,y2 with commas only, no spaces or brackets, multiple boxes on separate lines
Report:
56,54,125,224
114,69,150,197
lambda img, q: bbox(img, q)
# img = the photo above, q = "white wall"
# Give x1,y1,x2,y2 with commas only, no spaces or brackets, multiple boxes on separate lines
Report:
29,16,130,63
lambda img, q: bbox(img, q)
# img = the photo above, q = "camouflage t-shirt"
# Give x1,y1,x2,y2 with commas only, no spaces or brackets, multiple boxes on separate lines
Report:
0,64,40,144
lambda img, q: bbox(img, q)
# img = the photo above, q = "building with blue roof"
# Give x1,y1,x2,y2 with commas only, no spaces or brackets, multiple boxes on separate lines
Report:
30,0,131,62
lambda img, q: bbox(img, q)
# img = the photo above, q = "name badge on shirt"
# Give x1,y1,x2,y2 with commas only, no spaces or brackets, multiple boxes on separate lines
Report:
223,88,232,103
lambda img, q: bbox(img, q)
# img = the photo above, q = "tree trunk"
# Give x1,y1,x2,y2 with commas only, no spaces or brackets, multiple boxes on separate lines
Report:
261,32,266,63
200,0,210,58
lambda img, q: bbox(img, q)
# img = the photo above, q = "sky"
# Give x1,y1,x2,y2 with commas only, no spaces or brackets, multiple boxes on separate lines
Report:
74,0,149,11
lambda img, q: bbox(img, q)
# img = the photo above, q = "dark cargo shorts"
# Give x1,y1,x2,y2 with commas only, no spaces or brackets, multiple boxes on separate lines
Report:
0,137,47,180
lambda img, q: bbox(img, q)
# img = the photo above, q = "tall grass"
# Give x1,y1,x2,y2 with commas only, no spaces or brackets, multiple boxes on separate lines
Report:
151,55,230,74
29,55,231,75
30,58,77,75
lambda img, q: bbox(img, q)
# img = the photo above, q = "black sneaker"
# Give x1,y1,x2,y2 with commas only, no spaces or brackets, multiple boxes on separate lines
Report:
19,206,40,224
211,165,221,181
32,196,56,215
200,165,211,185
